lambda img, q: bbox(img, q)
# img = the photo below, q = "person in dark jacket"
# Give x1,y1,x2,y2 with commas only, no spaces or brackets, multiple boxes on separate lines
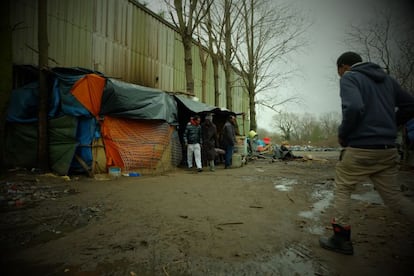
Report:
221,115,237,169
184,115,203,172
319,51,414,255
201,113,218,171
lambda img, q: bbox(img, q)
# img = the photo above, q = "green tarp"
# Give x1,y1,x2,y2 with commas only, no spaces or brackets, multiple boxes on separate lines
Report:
5,116,79,175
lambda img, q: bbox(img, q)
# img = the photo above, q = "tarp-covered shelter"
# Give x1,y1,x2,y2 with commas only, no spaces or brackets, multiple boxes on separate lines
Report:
6,67,182,175
172,95,240,166
6,67,101,175
173,94,239,139
5,66,237,176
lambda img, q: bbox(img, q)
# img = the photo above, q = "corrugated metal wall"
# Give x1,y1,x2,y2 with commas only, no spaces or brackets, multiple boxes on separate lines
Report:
10,0,249,133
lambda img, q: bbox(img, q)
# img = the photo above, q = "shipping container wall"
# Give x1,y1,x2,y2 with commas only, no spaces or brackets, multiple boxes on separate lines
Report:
10,0,248,130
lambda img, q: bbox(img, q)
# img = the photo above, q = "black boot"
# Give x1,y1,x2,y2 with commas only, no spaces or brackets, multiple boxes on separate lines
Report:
319,219,354,255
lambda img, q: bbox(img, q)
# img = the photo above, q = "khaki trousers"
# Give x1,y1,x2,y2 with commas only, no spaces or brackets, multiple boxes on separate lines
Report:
334,147,414,225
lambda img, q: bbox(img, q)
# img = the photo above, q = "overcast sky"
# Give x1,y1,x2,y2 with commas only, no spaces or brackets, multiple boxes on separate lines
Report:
255,0,413,131
147,0,413,132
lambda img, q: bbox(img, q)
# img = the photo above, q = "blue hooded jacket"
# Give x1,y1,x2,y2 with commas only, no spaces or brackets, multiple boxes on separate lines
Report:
338,62,414,147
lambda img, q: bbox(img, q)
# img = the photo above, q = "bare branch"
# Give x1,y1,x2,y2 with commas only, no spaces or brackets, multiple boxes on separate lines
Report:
345,7,414,92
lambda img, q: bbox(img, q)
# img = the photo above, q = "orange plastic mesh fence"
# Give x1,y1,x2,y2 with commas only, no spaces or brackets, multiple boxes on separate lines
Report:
103,117,180,171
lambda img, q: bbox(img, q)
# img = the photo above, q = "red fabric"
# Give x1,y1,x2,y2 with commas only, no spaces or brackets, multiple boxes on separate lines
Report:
100,117,124,168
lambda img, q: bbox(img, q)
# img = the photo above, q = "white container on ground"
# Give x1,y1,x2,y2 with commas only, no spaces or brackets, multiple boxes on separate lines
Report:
235,136,248,156
232,153,242,167
108,166,121,178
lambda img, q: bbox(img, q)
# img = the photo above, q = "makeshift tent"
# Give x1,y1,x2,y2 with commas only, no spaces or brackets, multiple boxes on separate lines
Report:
71,77,181,173
6,66,233,175
6,67,102,175
173,94,238,140
100,117,180,171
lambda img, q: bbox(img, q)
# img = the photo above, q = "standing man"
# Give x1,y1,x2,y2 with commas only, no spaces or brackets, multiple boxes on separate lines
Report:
319,51,414,255
184,115,203,172
201,113,218,171
221,115,237,169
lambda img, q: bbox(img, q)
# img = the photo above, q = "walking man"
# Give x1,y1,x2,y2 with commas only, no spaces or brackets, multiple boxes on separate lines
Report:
184,115,203,172
221,115,237,169
319,51,414,255
202,113,218,171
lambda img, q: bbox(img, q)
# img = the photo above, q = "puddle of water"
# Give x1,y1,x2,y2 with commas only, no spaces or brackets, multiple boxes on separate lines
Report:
351,190,384,205
273,178,298,192
298,183,383,221
305,225,325,235
299,190,333,220
274,184,291,192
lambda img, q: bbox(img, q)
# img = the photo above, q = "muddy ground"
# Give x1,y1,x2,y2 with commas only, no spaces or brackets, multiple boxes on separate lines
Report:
1,151,414,276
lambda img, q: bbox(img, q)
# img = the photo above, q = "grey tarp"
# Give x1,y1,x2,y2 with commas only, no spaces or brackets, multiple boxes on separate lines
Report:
173,95,220,114
100,78,178,124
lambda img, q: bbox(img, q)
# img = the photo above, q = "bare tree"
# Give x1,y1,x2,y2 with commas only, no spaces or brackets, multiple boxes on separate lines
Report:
0,0,13,174
222,0,237,111
197,0,239,107
197,40,208,102
232,0,308,130
272,112,300,141
297,112,318,142
346,9,414,93
319,111,341,139
273,111,340,145
346,8,414,163
202,6,221,106
165,0,212,95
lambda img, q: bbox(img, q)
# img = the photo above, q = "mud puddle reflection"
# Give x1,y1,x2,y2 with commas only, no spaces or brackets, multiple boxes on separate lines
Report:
299,187,334,235
299,190,333,221
273,177,298,192
351,183,384,205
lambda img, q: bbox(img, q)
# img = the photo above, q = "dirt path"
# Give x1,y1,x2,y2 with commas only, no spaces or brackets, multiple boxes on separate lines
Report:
1,151,413,275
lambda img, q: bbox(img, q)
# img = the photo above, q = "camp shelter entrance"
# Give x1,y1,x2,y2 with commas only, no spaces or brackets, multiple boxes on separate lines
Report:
173,94,240,138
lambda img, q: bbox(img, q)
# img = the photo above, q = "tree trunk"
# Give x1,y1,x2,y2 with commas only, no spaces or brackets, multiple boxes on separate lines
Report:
38,0,49,171
199,48,207,102
224,0,232,111
0,0,13,175
183,36,194,95
225,65,232,111
249,88,257,131
247,0,255,130
212,56,220,107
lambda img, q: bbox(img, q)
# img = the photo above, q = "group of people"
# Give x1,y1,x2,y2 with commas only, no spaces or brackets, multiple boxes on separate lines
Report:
183,114,237,172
